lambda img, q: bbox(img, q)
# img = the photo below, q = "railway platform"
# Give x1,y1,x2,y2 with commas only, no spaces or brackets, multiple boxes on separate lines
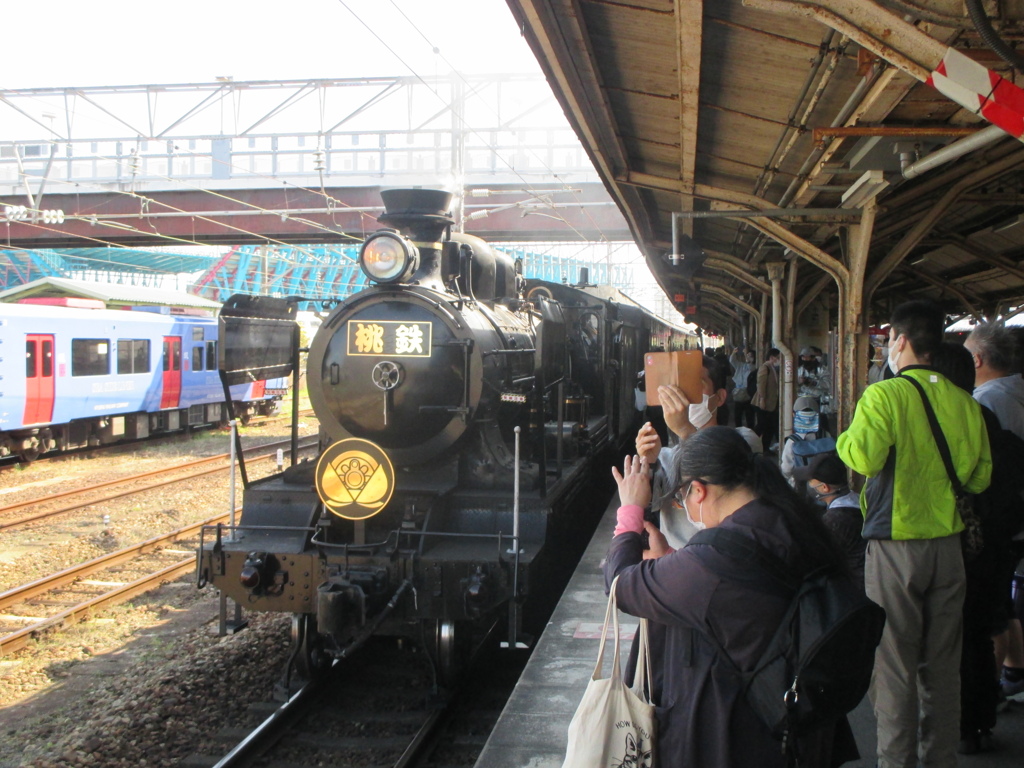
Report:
475,494,1024,768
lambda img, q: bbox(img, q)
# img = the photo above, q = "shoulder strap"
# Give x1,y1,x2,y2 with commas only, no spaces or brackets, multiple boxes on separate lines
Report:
690,527,801,592
899,374,962,495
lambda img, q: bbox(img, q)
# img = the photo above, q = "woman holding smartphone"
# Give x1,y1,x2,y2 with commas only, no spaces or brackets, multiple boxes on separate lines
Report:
605,427,857,767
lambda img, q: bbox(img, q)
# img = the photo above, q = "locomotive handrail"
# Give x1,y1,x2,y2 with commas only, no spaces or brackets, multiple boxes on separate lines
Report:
543,375,567,393
306,526,523,561
201,523,319,535
418,405,470,415
484,348,537,355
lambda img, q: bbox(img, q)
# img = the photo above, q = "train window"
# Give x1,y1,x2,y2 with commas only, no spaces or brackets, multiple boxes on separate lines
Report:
134,340,150,373
206,341,217,370
192,327,204,342
72,339,110,376
42,340,52,377
117,339,150,374
192,345,205,371
162,340,181,372
25,341,36,378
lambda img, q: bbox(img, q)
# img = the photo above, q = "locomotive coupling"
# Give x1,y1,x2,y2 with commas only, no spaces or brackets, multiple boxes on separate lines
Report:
316,568,389,638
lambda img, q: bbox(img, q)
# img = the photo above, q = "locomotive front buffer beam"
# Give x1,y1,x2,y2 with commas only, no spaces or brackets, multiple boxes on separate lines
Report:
197,522,530,644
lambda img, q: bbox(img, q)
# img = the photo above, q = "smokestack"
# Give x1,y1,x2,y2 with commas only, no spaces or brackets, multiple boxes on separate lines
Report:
376,189,455,290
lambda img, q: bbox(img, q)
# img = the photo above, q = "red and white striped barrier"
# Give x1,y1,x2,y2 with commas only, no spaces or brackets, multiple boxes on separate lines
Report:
927,47,1024,139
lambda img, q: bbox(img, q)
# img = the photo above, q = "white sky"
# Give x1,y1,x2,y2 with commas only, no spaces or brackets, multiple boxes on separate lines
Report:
1,1,680,322
1,0,540,88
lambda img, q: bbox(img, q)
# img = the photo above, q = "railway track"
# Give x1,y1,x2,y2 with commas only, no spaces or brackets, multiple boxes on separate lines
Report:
0,512,233,656
0,435,320,532
186,629,524,768
0,434,320,656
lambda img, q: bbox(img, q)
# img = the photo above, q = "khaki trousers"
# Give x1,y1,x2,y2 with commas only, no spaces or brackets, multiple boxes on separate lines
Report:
865,536,965,768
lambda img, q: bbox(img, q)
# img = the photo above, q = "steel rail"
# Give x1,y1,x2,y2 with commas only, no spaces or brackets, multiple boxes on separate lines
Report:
0,557,200,656
0,436,318,531
210,675,324,768
205,616,503,767
0,512,231,612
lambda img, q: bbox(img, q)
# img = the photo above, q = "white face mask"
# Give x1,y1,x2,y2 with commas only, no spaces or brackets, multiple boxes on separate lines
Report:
887,336,902,374
682,482,706,531
688,393,714,429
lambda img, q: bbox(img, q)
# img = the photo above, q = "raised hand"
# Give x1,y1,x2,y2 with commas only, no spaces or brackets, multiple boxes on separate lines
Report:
659,384,696,439
635,422,662,464
611,454,652,509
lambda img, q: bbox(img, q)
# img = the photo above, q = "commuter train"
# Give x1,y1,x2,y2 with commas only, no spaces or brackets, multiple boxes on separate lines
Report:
196,188,695,687
0,299,287,462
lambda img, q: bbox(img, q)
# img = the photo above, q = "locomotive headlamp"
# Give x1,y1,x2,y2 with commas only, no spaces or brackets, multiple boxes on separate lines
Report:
360,231,419,284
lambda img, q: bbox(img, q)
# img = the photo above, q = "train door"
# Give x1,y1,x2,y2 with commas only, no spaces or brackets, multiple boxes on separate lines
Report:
24,334,54,424
161,336,182,408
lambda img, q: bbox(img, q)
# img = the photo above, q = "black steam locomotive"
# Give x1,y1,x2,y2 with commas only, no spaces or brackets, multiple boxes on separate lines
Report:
196,188,694,686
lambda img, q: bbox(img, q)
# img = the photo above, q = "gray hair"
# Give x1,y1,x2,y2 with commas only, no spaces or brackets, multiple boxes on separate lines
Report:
967,322,1015,374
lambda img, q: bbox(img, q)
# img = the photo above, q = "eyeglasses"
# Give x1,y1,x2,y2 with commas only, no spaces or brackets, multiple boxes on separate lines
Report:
671,487,687,509
671,480,707,509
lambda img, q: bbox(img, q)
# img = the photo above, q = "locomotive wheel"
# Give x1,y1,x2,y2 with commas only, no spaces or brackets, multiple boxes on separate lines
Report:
291,614,330,680
425,619,470,687
17,447,41,463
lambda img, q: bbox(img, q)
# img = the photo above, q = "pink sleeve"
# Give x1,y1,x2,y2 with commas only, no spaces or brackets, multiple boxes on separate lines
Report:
613,504,645,537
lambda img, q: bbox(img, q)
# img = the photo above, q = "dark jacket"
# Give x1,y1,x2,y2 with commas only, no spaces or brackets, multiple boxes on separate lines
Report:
821,491,867,587
605,500,856,768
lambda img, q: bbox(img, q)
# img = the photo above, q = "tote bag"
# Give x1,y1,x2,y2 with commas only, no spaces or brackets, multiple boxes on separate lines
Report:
562,575,655,768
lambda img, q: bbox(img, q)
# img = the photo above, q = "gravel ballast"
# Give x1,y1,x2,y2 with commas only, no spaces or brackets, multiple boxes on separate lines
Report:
0,424,316,767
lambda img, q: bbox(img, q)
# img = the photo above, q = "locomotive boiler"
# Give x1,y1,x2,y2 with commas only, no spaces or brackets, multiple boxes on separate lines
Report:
196,188,694,687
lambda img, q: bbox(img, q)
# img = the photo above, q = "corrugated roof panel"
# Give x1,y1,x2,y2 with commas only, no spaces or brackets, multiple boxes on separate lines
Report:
581,4,678,96
0,276,222,309
509,0,1024,327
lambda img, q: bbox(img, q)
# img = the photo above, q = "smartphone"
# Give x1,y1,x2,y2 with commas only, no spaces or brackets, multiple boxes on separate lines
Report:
644,350,704,406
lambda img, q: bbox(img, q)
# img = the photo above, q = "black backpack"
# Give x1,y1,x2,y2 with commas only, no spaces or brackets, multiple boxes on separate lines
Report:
689,527,885,754
746,369,758,397
978,408,1024,539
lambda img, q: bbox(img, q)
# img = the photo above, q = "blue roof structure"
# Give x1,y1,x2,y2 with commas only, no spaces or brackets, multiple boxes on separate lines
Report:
0,247,219,289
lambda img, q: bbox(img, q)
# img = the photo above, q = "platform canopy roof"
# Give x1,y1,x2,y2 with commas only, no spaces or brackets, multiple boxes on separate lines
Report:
506,0,1024,334
0,276,222,310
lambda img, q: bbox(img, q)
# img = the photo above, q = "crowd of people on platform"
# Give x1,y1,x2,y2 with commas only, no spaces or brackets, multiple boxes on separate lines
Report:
610,300,1024,767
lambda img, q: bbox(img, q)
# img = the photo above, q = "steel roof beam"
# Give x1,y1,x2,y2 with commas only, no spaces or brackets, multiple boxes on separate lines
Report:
743,0,945,80
694,183,850,285
898,263,983,317
864,147,1024,301
675,0,703,238
704,252,772,295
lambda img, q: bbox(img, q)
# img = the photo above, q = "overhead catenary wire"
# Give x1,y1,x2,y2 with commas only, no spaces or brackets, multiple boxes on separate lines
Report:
1,3,654,299
3,192,366,297
384,0,611,243
334,0,604,245
6,78,603,249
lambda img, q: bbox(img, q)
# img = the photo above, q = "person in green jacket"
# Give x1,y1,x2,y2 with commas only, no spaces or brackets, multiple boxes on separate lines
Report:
837,300,992,768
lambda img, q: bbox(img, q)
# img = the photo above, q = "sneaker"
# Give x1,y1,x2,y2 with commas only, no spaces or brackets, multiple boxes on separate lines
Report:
1001,672,1024,703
